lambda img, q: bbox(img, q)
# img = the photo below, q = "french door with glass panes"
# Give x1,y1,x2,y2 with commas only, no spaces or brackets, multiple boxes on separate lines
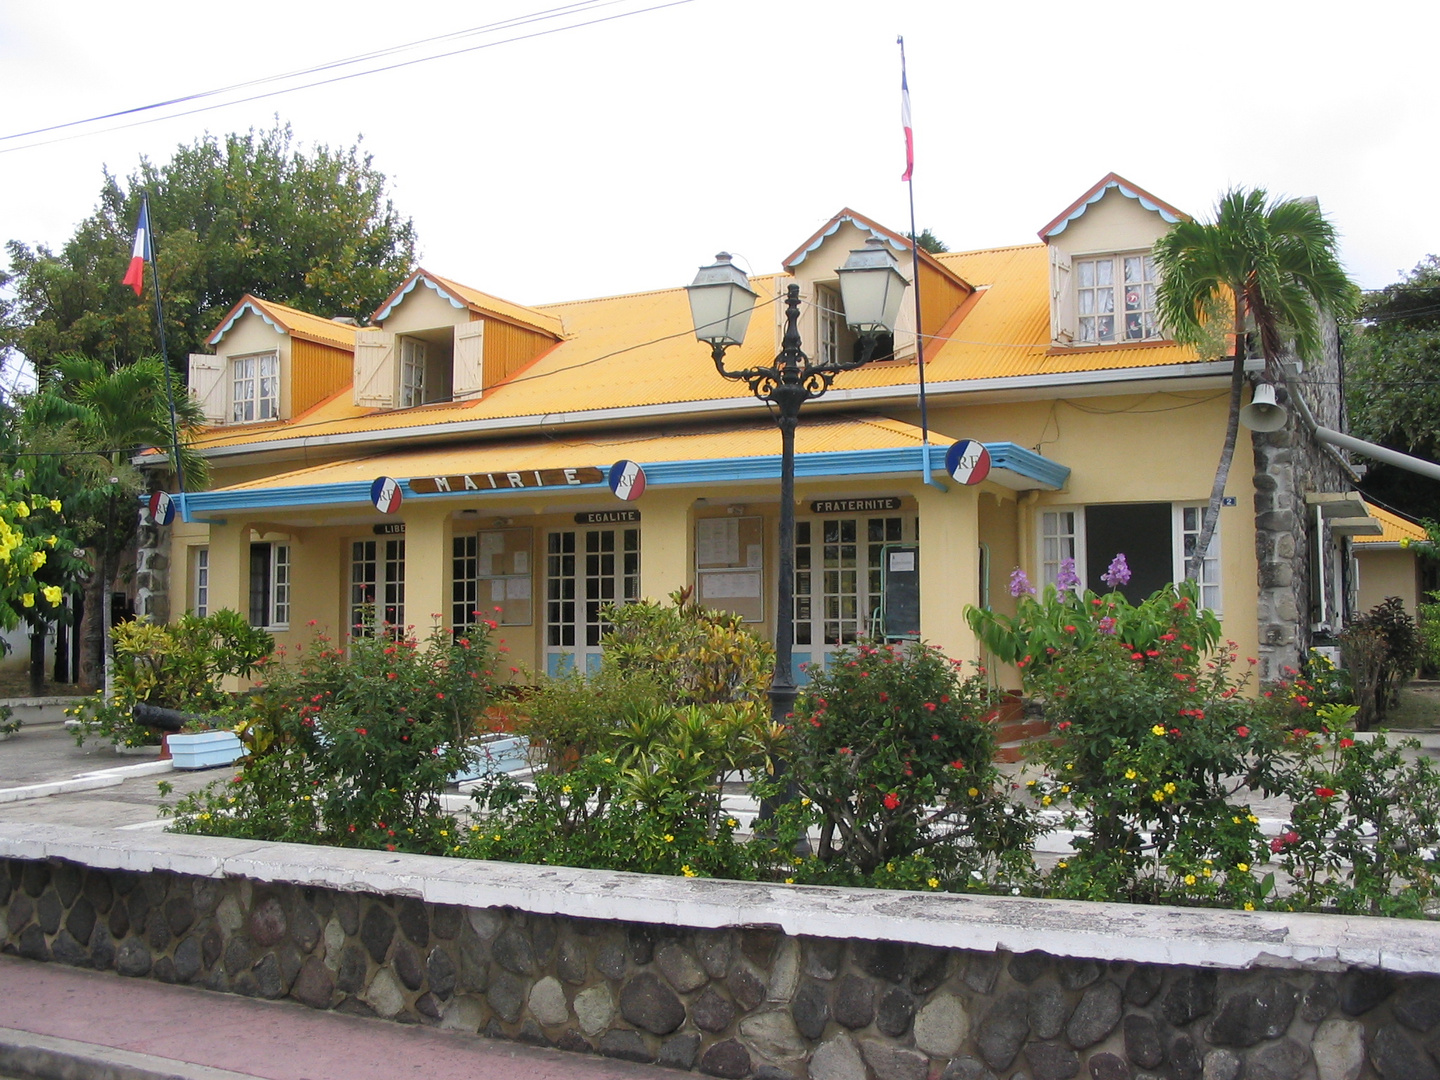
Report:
544,527,639,675
349,538,405,636
793,513,914,679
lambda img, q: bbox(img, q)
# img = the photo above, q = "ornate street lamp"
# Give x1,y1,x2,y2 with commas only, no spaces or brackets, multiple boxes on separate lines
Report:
687,239,909,778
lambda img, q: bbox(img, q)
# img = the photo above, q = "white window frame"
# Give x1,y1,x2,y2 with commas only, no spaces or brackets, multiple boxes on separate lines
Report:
400,338,426,407
350,538,406,637
1035,504,1221,612
1074,251,1161,345
249,542,290,629
815,285,844,367
193,546,209,617
230,351,279,423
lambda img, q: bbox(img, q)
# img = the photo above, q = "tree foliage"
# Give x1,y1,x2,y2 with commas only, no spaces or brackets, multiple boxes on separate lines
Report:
916,228,948,255
1347,256,1440,520
4,123,416,378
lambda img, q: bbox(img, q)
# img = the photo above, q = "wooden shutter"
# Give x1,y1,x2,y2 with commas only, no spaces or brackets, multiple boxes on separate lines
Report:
453,320,485,400
1050,247,1075,344
353,331,396,408
188,353,226,423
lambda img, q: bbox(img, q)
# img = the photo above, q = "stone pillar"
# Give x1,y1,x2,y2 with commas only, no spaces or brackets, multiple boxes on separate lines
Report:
133,516,170,624
917,482,981,661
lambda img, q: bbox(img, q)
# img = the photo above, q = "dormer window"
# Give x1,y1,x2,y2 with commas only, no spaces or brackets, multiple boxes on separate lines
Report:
1076,252,1160,344
231,352,278,423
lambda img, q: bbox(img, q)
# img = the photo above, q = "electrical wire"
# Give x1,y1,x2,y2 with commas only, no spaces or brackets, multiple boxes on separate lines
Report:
1,0,698,155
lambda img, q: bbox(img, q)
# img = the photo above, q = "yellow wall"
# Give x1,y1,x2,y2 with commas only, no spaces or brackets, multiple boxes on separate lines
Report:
1357,549,1420,614
380,285,468,334
1049,187,1170,258
290,339,353,416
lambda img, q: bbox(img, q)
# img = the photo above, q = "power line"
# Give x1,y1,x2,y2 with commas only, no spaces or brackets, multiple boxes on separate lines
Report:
1,0,698,155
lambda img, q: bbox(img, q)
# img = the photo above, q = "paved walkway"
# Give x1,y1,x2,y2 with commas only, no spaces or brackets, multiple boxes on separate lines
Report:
0,955,675,1080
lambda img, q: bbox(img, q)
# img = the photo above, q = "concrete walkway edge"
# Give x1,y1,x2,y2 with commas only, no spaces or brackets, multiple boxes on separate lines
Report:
0,1025,259,1080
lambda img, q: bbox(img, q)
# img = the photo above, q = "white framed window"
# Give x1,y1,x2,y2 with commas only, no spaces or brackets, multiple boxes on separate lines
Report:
816,285,844,367
1177,505,1222,613
1034,503,1222,612
400,338,426,407
231,352,279,423
249,542,290,628
1075,252,1160,345
350,538,405,636
193,547,209,617
1040,509,1081,589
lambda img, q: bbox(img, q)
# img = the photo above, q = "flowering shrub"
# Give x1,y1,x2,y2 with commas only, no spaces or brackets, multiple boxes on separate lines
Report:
1268,703,1440,916
0,476,75,637
170,621,498,851
69,611,273,746
972,578,1274,905
782,642,1038,886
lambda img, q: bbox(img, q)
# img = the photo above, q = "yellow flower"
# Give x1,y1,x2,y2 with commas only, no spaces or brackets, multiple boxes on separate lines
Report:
727,818,738,827
42,585,62,605
1026,779,1037,787
439,830,448,837
800,797,811,807
793,857,804,866
20,593,34,608
1041,795,1053,806
470,825,480,832
1065,763,1073,771
1152,725,1166,736
967,787,979,798
1059,784,1071,794
681,865,697,878
12,502,28,518
199,812,211,820
1057,860,1068,869
49,500,61,513
1247,814,1258,825
493,834,501,841
1232,816,1243,825
1244,902,1255,911
927,878,940,889
663,834,674,843
45,535,57,547
784,877,795,884
1163,782,1176,795
1237,862,1250,872
562,784,572,795
1184,874,1196,886
29,550,45,571
1152,790,1165,803
1124,768,1137,780
1203,868,1213,878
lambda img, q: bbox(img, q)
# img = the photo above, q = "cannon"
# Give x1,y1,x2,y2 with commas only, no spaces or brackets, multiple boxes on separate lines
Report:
131,702,200,733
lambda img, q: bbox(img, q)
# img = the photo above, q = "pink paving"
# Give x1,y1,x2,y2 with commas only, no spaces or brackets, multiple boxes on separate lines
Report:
0,955,666,1080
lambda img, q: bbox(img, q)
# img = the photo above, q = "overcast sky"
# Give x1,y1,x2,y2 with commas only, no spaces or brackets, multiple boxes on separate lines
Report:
3,0,1436,340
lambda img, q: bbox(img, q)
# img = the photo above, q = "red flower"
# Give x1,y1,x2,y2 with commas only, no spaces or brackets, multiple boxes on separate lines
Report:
1147,650,1160,658
1057,721,1072,731
882,792,901,810
1160,633,1176,642
924,702,937,712
1270,838,1285,854
356,728,367,736
1236,726,1250,738
1315,786,1336,799
1065,625,1077,633
386,672,397,680
878,691,889,702
1132,653,1144,661
949,759,965,770
1284,830,1299,844
838,747,851,755
931,733,941,741
1338,738,1354,749
436,692,445,700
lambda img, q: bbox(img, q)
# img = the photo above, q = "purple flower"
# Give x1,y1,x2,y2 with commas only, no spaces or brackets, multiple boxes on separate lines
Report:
1100,553,1131,589
1008,567,1036,598
1098,616,1116,635
1055,558,1080,591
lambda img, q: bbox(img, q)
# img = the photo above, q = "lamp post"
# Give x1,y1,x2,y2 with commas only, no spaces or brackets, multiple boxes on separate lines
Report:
686,239,909,778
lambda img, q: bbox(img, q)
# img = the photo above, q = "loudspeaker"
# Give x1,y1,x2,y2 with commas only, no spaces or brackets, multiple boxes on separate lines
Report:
1239,383,1288,432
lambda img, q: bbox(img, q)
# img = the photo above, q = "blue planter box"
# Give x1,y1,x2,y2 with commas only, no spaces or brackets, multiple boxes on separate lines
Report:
167,731,246,770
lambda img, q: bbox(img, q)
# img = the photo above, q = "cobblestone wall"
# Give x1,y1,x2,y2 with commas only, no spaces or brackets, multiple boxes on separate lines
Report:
3,857,1435,1080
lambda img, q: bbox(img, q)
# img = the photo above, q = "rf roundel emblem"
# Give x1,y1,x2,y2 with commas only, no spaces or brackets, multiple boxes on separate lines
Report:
609,460,646,501
944,439,991,485
147,490,175,526
371,476,403,514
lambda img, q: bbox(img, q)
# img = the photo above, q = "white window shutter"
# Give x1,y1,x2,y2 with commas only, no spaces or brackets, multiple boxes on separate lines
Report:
188,353,226,423
1050,247,1075,344
354,331,396,408
453,321,485,400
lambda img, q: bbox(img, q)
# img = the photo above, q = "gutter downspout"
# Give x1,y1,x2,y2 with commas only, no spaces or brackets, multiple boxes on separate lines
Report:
1282,366,1440,483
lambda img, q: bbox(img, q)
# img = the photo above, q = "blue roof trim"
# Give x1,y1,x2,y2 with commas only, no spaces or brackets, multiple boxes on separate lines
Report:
209,301,285,345
373,274,467,322
181,443,1069,513
1045,181,1182,238
787,215,909,269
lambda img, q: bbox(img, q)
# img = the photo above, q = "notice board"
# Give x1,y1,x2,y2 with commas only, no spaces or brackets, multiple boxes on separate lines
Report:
695,516,765,622
882,543,920,640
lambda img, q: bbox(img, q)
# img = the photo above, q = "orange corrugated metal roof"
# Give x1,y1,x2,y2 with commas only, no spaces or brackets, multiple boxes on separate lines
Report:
1355,502,1429,545
189,235,1208,455
207,295,357,351
212,415,941,493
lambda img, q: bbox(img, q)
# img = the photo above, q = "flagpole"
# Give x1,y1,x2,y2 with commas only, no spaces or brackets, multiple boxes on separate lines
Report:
898,36,943,492
139,193,187,504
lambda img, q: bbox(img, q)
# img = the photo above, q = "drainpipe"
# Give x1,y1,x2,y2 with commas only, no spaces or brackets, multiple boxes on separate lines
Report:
1282,364,1440,482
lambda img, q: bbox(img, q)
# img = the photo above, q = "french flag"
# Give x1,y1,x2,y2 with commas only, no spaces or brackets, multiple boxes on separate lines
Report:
122,198,151,296
900,69,914,182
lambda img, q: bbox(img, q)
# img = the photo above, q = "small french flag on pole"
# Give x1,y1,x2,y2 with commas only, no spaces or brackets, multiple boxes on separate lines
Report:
122,197,151,297
900,69,914,182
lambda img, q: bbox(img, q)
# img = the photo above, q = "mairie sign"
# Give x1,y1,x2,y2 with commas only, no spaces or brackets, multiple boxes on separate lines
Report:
409,467,605,494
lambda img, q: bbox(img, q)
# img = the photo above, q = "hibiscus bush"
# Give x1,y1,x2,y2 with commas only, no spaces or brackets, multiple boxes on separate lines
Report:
782,642,1039,888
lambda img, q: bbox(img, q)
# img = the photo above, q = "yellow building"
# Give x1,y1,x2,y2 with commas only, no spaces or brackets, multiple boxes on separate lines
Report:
151,175,1374,685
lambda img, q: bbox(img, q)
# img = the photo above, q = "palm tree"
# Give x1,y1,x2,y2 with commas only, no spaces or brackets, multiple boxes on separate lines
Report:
19,356,209,691
1154,189,1357,579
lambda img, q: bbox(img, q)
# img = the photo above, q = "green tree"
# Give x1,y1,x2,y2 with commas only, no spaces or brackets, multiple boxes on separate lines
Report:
5,123,416,379
1347,257,1440,521
1154,189,1357,578
15,356,209,691
916,228,948,255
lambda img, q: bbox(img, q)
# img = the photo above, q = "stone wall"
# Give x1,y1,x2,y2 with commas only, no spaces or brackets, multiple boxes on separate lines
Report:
1252,318,1355,683
3,834,1440,1080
